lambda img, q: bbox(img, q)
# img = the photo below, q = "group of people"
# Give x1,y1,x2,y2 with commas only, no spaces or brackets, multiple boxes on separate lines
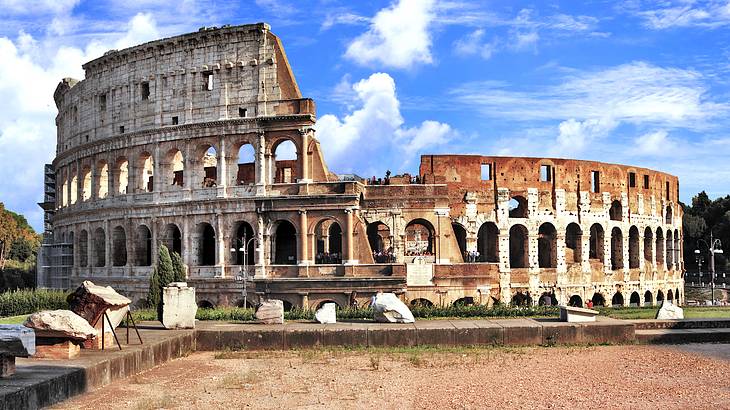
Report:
405,250,433,256
315,252,341,264
464,250,482,263
372,249,395,263
366,170,426,186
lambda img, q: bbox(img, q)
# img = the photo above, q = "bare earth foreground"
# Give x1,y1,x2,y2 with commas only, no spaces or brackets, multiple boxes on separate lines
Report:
53,344,730,410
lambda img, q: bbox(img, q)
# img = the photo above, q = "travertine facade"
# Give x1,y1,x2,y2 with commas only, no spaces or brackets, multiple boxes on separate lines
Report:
47,23,684,310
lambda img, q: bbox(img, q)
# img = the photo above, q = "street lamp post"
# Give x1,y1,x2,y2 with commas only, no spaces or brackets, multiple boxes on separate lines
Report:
696,231,724,305
230,234,258,309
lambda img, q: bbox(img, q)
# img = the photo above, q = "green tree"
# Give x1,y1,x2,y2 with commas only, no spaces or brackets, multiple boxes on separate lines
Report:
146,266,160,309
157,245,174,288
146,244,176,320
0,204,19,270
9,237,34,262
170,251,186,282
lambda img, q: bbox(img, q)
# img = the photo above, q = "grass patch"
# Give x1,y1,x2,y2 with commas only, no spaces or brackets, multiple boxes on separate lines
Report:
0,314,28,324
600,306,730,320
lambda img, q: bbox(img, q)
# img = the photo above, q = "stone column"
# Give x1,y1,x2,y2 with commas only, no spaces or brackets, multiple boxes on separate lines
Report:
556,233,567,275
298,210,309,265
298,129,311,182
497,232,511,303
256,214,266,276
622,231,630,280
153,145,162,195
104,219,111,269
580,234,591,274
216,213,226,277
218,135,228,197
256,131,267,195
344,209,355,264
638,233,645,272
603,228,612,274
89,160,97,201
151,219,158,275
528,233,539,273
183,218,192,269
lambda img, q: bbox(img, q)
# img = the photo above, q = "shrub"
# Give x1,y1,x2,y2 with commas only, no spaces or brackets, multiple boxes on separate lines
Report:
0,289,68,317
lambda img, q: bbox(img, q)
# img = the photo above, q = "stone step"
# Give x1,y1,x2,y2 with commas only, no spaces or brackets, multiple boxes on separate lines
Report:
636,328,730,344
631,318,730,330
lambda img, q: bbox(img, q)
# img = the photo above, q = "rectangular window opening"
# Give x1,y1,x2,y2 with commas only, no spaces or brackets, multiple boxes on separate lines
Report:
119,125,125,134
540,164,552,182
99,94,107,112
141,82,150,100
203,72,213,91
480,164,491,181
643,174,650,189
172,116,179,125
591,171,600,193
666,181,670,198
238,107,247,118
629,172,636,188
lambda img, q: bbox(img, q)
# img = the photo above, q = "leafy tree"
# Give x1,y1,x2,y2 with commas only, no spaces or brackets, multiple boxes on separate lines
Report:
170,251,186,282
146,266,160,309
9,237,34,262
0,204,19,270
146,244,176,320
683,193,730,270
157,245,174,288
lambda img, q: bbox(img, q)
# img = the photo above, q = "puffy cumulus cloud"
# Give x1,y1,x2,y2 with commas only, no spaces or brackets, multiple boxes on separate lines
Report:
314,73,456,173
345,0,436,69
634,130,678,156
555,117,616,154
0,14,161,231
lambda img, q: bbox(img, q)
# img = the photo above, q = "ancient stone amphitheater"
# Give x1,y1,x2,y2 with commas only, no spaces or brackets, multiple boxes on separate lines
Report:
43,23,684,309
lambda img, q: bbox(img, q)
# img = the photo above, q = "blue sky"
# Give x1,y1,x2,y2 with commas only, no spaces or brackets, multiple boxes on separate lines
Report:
1,0,730,231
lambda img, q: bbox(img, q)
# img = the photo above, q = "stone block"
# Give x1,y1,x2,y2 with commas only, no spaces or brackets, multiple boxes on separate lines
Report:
67,281,131,329
162,283,197,329
0,325,35,357
255,300,284,324
33,339,81,360
372,293,415,324
314,303,336,324
414,321,455,346
494,319,542,346
367,324,417,347
320,324,368,347
450,320,503,345
656,301,684,320
82,332,117,350
539,321,581,345
24,310,97,342
560,306,599,323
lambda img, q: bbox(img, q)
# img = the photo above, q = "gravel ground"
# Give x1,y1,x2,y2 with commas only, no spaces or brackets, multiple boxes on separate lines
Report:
53,344,730,410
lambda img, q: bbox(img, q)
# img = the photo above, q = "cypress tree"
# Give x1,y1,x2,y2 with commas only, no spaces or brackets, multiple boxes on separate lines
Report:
146,266,160,309
157,245,174,288
170,251,186,282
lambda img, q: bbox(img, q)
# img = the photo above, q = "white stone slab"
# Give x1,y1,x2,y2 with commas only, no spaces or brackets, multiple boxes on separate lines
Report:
559,305,599,323
162,285,197,329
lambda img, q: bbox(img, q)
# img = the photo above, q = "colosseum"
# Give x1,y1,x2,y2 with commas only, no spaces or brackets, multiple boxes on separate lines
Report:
40,23,684,310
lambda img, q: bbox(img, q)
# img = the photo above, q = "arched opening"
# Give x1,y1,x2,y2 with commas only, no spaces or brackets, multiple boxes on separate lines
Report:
508,196,528,218
81,165,92,201
666,230,673,269
656,228,665,267
167,149,184,188
78,230,88,267
116,157,128,194
644,290,653,305
139,152,154,192
538,223,557,268
667,289,674,302
591,293,606,307
453,297,475,306
630,291,641,307
368,222,393,263
452,223,467,261
97,161,108,199
315,219,342,264
69,232,75,266
198,300,214,309
405,219,435,256
282,300,294,312
509,224,529,268
135,225,152,266
236,299,255,308
611,292,624,307
273,220,297,265
233,222,256,266
197,223,216,266
589,224,605,262
236,143,256,185
644,227,653,263
665,205,673,224
675,288,680,304
70,167,78,204
201,146,218,188
410,298,434,308
112,226,127,267
674,229,681,270
609,200,622,221
538,292,558,306
611,227,623,270
657,290,664,303
568,295,583,307
93,227,106,267
161,224,182,256
477,222,499,263
511,291,531,306
367,222,393,263
565,223,582,264
60,170,69,207
274,140,297,183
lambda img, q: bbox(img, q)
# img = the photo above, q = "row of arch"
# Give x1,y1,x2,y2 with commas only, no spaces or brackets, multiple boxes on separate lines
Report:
58,139,298,207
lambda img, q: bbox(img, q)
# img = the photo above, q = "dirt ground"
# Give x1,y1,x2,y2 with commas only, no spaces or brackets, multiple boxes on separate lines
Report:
53,344,730,410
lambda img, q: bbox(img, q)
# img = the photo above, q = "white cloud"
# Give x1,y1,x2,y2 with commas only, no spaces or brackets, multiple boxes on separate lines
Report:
453,29,496,60
321,12,368,31
113,13,160,49
0,0,80,15
630,0,730,29
345,0,436,69
452,61,726,128
556,117,616,154
315,73,456,171
634,129,679,156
